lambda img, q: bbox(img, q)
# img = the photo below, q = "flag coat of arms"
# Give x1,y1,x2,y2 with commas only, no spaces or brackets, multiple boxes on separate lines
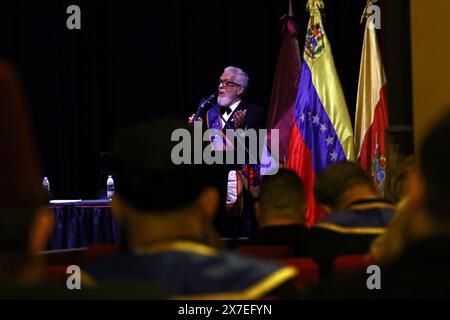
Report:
287,0,355,226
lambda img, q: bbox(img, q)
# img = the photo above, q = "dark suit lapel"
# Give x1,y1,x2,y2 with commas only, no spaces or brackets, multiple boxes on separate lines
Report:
223,100,246,131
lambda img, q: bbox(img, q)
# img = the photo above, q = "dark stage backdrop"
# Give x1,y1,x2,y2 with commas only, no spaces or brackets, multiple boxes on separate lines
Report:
0,0,410,198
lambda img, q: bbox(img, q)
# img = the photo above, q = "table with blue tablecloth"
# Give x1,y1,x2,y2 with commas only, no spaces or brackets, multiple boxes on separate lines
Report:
47,200,121,250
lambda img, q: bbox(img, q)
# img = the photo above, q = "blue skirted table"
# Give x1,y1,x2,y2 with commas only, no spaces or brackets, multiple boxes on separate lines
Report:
48,200,121,250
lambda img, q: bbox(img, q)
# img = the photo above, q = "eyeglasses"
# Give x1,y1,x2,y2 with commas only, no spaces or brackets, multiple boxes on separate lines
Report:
219,79,241,88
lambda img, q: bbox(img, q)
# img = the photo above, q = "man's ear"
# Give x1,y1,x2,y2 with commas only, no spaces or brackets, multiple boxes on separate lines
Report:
237,86,245,96
197,187,219,223
29,207,54,255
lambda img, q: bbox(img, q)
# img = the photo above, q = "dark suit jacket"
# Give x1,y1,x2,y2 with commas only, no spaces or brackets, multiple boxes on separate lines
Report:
232,100,266,130
207,100,266,131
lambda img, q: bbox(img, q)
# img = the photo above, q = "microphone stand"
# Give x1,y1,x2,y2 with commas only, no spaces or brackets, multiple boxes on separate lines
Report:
193,93,217,122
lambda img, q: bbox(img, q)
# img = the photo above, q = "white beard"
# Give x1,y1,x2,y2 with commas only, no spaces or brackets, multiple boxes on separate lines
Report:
217,95,234,107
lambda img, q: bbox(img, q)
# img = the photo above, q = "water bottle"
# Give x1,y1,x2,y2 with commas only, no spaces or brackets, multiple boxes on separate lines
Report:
42,177,50,193
106,175,114,199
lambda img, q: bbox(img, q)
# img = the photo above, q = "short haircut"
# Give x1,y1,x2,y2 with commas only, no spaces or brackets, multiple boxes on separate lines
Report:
224,66,249,89
420,108,450,224
314,161,375,209
259,169,305,220
112,118,221,212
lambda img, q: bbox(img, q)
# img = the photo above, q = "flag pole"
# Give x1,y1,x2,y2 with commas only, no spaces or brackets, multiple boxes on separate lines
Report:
288,0,294,17
306,0,324,12
360,0,379,24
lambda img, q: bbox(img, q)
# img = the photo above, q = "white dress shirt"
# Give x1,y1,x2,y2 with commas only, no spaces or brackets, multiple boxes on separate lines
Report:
221,100,241,128
220,100,241,204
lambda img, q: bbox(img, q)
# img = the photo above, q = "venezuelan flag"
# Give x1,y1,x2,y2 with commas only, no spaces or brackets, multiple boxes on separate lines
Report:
287,0,355,226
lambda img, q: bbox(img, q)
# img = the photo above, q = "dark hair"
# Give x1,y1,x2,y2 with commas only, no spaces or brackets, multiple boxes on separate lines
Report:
420,108,450,224
314,161,375,209
112,118,221,212
259,169,305,218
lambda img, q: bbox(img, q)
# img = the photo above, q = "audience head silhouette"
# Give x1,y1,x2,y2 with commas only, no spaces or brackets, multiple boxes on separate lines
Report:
111,119,221,248
256,169,306,227
314,161,378,214
0,60,53,283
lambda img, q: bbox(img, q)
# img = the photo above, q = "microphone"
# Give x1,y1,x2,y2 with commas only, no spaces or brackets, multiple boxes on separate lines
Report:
193,92,218,121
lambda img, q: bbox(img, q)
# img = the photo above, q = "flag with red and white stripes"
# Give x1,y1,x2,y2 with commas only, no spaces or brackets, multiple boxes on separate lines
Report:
354,18,389,195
